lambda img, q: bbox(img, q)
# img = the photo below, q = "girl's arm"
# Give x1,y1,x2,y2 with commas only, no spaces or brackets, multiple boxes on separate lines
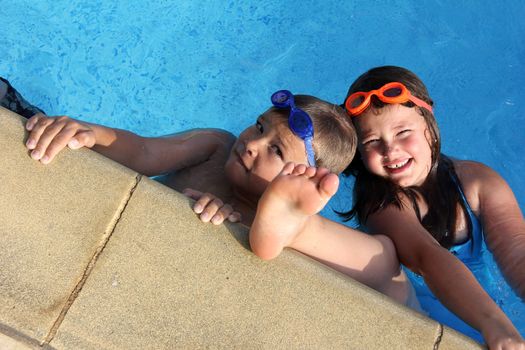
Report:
467,162,525,299
366,201,523,348
25,114,235,176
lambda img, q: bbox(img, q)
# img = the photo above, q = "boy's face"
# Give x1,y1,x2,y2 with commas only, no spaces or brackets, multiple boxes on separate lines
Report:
224,110,309,198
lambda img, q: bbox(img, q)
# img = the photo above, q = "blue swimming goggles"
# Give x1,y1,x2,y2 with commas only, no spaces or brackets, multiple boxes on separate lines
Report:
271,90,316,166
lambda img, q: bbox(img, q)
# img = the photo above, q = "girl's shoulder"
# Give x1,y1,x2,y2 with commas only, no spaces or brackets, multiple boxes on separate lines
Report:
452,159,501,184
451,159,505,213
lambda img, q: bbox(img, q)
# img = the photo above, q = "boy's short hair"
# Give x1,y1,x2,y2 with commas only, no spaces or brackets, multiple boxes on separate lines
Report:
272,95,357,174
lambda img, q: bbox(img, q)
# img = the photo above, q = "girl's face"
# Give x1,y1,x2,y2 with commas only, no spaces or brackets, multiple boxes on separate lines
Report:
224,110,309,198
354,104,433,187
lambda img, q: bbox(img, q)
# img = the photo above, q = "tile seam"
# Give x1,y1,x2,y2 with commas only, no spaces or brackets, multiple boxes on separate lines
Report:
41,173,143,346
433,323,444,350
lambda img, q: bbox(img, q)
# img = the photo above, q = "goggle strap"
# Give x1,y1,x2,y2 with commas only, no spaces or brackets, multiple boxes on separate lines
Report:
304,137,316,167
409,95,433,113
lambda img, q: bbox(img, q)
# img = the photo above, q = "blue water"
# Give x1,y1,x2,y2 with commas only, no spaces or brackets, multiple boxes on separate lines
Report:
2,0,523,339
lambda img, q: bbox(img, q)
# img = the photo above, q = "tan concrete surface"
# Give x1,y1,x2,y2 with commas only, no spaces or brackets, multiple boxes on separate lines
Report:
439,327,484,350
0,107,483,349
0,108,139,344
0,332,35,350
50,178,436,349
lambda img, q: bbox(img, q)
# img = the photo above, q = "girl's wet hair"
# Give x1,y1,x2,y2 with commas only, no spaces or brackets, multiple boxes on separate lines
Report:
340,66,471,248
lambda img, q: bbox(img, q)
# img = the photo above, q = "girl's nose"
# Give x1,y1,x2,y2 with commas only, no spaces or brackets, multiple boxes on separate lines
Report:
381,141,396,157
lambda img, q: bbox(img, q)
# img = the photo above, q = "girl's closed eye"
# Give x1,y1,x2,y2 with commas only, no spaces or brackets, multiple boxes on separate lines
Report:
362,137,380,146
256,120,263,133
397,129,411,137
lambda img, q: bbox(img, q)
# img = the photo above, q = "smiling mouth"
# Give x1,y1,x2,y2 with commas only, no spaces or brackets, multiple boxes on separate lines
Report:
384,158,412,173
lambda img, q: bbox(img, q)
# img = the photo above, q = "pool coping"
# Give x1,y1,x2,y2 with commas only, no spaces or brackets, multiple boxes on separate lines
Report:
0,107,482,349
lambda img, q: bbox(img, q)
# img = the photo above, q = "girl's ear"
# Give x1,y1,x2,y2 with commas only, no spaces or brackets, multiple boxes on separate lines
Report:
423,128,434,146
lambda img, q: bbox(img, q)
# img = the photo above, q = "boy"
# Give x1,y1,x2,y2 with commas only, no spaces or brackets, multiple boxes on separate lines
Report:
2,78,418,308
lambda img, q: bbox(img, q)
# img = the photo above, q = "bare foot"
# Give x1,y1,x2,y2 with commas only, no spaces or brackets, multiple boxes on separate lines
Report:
249,162,339,260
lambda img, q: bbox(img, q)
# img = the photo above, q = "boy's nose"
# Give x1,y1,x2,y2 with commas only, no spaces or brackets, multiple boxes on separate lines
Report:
244,138,261,157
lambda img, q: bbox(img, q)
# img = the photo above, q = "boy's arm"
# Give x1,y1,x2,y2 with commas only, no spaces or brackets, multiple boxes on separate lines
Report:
366,203,524,348
25,114,235,176
91,126,234,176
472,162,525,299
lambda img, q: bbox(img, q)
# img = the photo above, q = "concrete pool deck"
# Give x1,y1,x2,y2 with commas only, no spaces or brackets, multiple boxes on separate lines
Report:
0,107,482,349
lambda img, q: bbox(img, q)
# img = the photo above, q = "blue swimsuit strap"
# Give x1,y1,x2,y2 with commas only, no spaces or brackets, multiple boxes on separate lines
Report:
449,170,483,256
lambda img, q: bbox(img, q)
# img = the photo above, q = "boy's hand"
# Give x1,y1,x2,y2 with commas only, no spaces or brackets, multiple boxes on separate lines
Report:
182,188,241,225
25,114,96,164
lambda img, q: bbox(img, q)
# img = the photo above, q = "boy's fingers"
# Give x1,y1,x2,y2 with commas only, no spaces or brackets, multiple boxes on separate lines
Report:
182,188,203,200
71,130,96,148
32,118,75,163
29,118,65,161
211,204,234,225
227,211,241,223
199,197,223,222
40,125,81,164
26,115,54,150
25,113,44,131
193,193,216,215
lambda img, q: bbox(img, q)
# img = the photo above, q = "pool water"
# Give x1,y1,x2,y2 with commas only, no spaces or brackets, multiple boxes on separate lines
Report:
2,0,524,340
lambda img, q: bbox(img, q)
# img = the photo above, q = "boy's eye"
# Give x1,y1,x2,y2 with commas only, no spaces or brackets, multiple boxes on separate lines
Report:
270,145,283,158
256,121,263,133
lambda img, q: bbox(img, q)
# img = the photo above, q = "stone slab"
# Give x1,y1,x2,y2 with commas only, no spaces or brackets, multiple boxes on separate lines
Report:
439,326,483,349
1,106,483,349
0,107,139,343
0,332,34,350
52,178,447,349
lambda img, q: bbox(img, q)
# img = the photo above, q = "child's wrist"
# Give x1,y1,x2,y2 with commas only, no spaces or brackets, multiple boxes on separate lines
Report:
480,313,520,343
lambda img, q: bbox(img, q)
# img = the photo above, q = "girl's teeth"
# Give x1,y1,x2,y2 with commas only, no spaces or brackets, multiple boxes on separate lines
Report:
386,159,409,169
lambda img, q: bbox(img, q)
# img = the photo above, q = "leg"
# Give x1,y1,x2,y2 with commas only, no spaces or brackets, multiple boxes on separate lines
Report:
0,77,46,118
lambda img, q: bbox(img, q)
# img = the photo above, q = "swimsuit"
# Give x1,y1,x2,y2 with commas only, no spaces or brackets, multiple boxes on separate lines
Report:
0,77,45,118
449,175,483,263
405,173,486,342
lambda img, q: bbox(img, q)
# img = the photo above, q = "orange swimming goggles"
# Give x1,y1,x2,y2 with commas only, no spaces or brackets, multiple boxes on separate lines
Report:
344,82,433,116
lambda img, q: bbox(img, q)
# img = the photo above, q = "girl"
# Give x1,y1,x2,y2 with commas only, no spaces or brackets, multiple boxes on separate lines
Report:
341,66,524,348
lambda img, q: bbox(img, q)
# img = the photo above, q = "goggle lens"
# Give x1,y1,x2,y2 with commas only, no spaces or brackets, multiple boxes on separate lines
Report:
271,91,290,106
289,109,313,139
383,87,402,97
349,95,365,108
270,90,316,166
